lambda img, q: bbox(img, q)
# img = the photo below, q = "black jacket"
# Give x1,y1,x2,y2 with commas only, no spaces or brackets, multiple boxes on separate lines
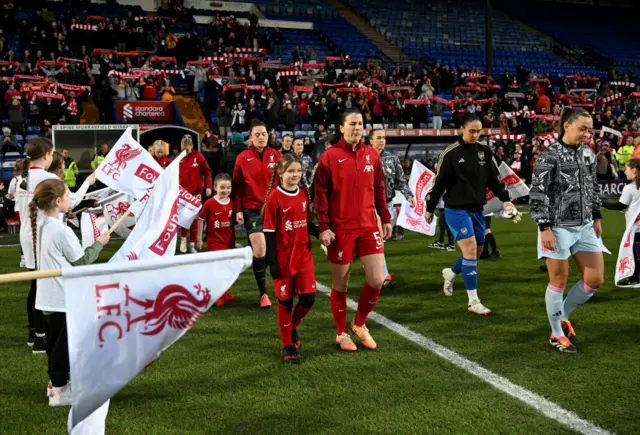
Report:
218,141,247,176
426,138,509,213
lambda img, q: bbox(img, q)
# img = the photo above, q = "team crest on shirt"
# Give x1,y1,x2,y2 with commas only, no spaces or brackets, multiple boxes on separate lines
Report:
478,151,486,166
364,154,374,172
228,210,232,217
268,154,277,168
192,157,198,167
280,284,287,297
302,201,307,212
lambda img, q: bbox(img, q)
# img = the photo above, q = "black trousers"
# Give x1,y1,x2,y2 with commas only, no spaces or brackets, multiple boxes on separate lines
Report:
45,313,70,387
27,274,45,333
437,208,453,245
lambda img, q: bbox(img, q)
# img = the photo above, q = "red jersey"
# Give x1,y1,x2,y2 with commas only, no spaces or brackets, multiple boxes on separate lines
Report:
155,155,172,169
263,186,313,277
179,150,213,195
314,138,390,232
232,146,282,212
199,196,235,250
143,83,157,99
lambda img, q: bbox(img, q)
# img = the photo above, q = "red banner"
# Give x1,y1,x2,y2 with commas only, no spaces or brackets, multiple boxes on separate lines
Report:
115,101,173,122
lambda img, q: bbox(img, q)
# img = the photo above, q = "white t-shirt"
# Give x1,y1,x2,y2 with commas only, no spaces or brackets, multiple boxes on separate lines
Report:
620,183,640,233
7,176,21,212
18,168,62,269
35,217,84,313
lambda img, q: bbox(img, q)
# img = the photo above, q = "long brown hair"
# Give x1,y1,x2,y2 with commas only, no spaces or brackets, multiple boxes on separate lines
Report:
260,154,311,222
13,158,25,178
29,178,67,269
627,159,640,189
20,137,54,189
48,151,65,180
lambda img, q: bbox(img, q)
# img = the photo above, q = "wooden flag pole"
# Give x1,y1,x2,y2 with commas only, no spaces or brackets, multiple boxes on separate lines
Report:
0,269,61,284
107,210,131,235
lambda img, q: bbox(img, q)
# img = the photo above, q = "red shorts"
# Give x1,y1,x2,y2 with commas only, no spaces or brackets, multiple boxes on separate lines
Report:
273,266,316,301
327,227,384,265
207,242,234,251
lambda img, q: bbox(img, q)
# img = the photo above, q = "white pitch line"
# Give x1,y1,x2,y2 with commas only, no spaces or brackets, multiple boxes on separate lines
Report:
315,282,611,435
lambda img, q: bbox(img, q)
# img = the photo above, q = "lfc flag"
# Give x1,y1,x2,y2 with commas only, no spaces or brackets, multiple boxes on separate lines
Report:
80,210,108,249
177,188,202,229
615,206,640,287
65,247,253,432
95,127,162,200
110,154,183,263
484,162,530,215
397,160,437,236
100,192,136,239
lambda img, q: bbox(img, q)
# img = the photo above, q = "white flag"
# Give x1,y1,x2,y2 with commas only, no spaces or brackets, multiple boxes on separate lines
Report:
100,192,136,239
397,160,437,236
64,248,253,432
95,127,162,200
81,211,108,249
615,206,640,287
110,154,183,263
177,188,203,228
484,162,530,215
84,188,115,202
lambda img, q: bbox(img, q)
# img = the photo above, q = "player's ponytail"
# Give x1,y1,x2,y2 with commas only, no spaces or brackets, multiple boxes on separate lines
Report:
260,165,278,219
557,107,590,139
29,200,38,270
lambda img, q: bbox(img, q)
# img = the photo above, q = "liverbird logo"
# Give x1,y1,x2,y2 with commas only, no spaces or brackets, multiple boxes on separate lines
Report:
619,256,633,276
123,283,211,336
112,144,143,172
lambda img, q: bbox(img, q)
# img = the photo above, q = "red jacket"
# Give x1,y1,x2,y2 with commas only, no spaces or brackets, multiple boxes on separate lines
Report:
179,150,212,195
233,146,282,212
143,83,157,99
155,155,172,169
314,138,390,232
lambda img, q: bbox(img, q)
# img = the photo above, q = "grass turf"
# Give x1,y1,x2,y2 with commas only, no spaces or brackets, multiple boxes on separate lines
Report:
0,210,638,434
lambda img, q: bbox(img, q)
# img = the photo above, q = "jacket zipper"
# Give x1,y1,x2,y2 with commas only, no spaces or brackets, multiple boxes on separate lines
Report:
575,147,584,224
354,147,361,228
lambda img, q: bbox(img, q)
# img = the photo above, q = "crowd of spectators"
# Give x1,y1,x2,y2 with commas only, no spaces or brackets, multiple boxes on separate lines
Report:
2,1,640,187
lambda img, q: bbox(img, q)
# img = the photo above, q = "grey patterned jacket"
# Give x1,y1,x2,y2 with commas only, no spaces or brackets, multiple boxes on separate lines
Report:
380,150,413,204
300,154,313,187
529,141,602,230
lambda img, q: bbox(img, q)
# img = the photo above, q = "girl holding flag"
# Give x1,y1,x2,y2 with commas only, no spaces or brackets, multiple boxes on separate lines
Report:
17,137,57,353
197,173,236,306
30,178,110,406
530,107,604,354
603,156,640,285
263,154,317,364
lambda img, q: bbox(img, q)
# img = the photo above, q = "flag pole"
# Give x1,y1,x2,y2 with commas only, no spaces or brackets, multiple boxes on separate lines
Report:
107,210,131,235
0,269,61,284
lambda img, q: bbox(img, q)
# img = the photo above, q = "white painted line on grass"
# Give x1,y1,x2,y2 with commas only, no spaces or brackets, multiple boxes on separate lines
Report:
315,282,611,435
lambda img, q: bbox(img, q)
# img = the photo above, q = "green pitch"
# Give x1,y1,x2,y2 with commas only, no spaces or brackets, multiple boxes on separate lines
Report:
0,211,638,434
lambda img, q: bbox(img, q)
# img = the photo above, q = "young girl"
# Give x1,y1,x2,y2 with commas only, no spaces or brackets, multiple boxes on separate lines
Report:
604,158,640,284
31,179,110,406
17,138,57,352
263,154,318,364
197,173,236,306
7,159,25,267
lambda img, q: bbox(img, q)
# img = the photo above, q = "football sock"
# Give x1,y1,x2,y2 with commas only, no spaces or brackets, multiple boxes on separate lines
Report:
277,299,294,348
252,256,268,296
354,283,381,326
330,289,348,335
451,256,463,275
292,304,312,329
546,284,565,337
461,258,477,291
562,280,596,321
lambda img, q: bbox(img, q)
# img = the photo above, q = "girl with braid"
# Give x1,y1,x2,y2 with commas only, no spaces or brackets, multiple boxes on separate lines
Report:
263,154,318,364
17,137,57,353
30,179,110,406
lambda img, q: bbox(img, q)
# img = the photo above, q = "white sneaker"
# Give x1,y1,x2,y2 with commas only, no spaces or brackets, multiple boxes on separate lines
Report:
48,383,72,407
19,256,25,268
468,299,492,316
188,244,197,254
442,268,456,297
179,238,187,253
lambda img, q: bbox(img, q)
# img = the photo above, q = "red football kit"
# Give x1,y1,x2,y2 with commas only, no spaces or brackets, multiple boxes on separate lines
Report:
199,197,235,251
179,150,213,240
313,138,390,265
263,186,315,300
232,146,282,212
155,155,172,169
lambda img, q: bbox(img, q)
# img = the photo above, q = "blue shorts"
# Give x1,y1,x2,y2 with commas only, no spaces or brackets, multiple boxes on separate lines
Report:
444,208,486,246
537,223,602,260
